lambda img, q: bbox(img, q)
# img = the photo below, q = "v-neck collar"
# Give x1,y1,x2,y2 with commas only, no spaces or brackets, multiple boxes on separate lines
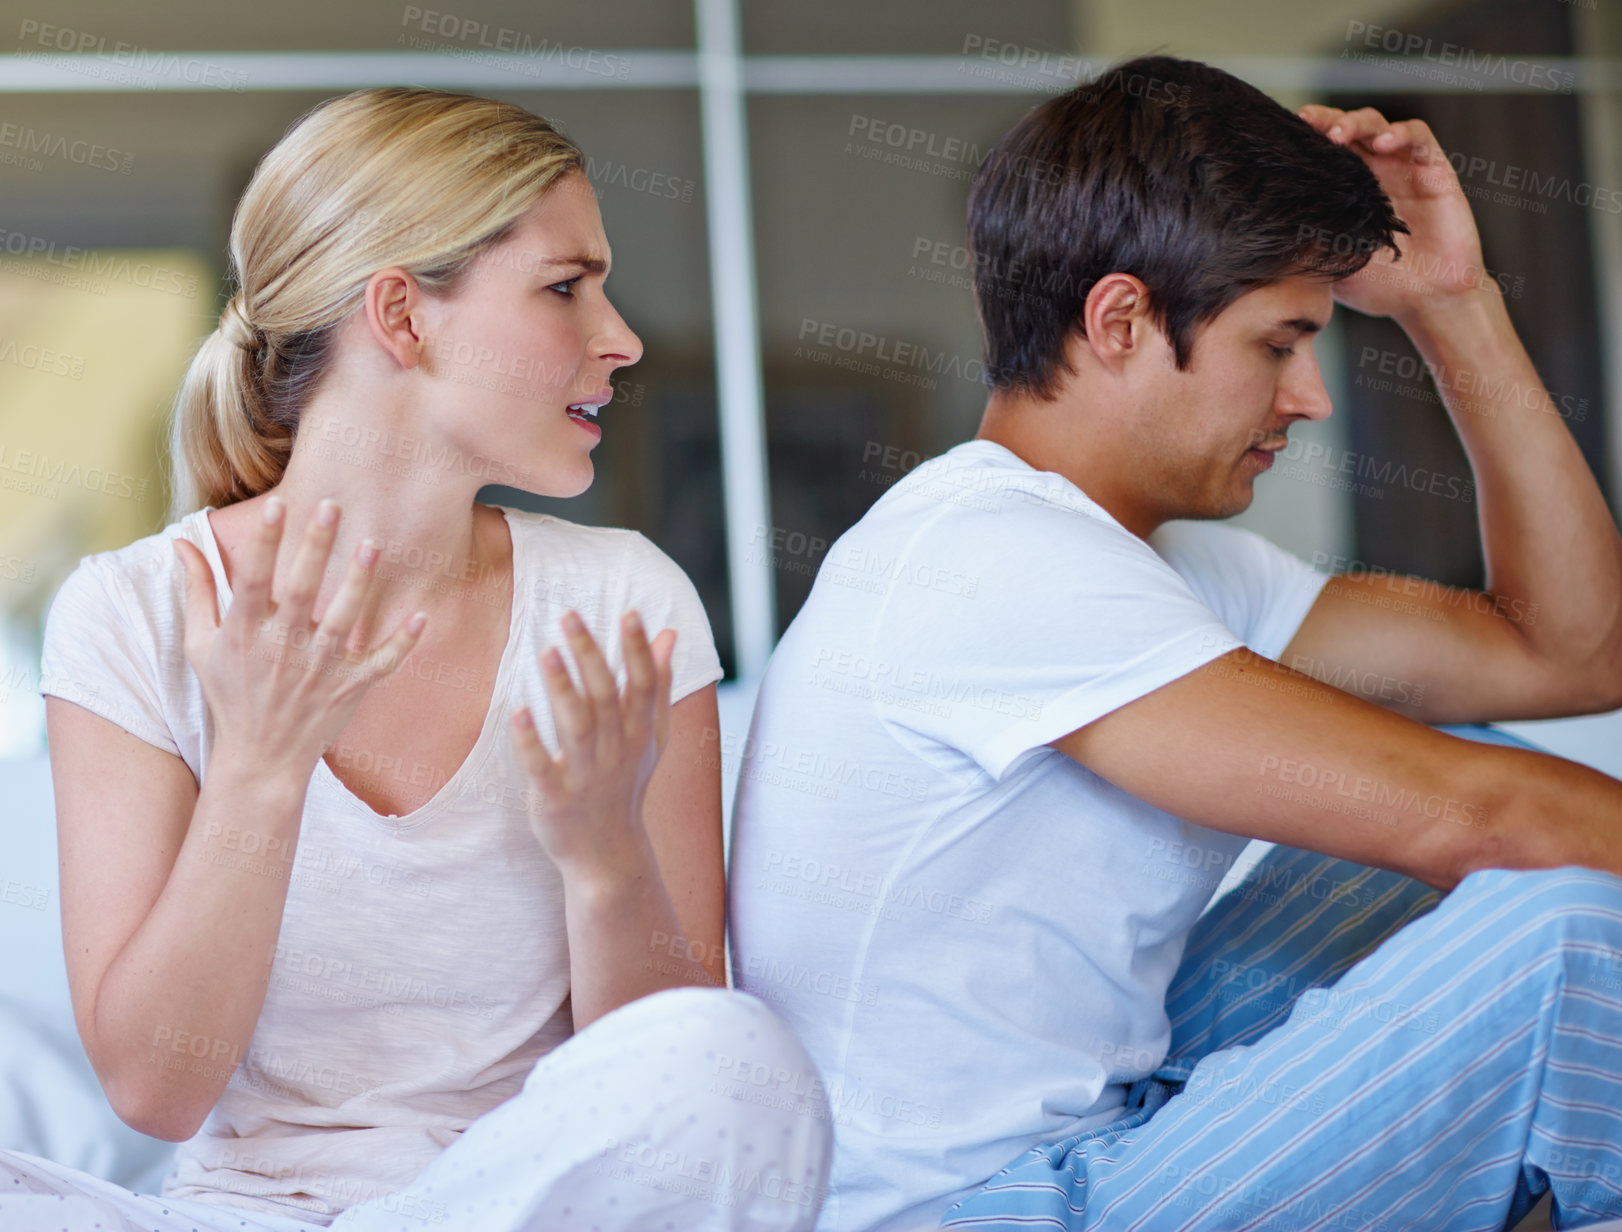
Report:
189,504,526,831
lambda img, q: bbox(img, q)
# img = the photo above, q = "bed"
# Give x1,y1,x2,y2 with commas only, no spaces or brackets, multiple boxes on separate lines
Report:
0,704,1601,1227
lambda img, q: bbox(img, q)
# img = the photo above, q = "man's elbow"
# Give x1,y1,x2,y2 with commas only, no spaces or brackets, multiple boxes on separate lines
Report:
1557,651,1622,717
1514,623,1622,716
1589,634,1622,713
1559,596,1622,712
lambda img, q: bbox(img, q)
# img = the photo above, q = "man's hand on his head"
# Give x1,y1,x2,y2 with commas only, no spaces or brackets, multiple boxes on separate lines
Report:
1297,104,1494,326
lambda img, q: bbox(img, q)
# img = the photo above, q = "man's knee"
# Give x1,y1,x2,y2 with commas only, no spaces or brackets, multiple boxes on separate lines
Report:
1497,864,1622,904
1485,865,1622,944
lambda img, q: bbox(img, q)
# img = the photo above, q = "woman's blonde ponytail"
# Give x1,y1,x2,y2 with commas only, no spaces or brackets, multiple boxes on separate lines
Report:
168,292,286,517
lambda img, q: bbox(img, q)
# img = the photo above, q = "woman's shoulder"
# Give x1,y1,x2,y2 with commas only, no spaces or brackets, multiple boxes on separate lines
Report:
55,510,206,609
39,514,204,757
493,505,712,637
496,504,679,576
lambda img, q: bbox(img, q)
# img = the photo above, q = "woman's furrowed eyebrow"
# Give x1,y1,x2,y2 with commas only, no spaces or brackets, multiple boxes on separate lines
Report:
538,254,609,276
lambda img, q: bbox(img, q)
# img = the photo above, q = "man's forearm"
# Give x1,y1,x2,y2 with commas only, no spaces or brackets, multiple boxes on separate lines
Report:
1397,287,1622,694
1054,647,1622,893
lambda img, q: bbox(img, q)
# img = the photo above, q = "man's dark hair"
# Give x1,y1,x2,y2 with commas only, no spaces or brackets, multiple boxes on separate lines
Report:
966,54,1408,397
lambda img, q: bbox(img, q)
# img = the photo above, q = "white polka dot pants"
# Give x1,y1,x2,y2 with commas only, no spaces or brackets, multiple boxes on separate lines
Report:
0,1147,326,1232
329,987,833,1232
0,988,832,1232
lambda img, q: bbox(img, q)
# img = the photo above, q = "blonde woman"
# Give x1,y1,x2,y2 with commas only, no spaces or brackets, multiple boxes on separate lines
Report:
5,87,830,1232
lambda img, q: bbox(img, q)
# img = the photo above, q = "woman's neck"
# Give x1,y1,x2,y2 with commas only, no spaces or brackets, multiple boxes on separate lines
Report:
245,406,515,641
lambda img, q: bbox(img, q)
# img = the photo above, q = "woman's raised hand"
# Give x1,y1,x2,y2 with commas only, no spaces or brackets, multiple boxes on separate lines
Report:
171,495,428,778
510,608,677,879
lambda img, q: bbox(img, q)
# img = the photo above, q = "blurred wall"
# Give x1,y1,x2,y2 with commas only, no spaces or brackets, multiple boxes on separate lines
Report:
0,0,1612,721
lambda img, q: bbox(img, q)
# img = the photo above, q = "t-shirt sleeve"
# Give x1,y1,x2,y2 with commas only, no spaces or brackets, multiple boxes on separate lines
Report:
621,533,725,703
1148,521,1333,661
37,557,181,757
867,499,1243,782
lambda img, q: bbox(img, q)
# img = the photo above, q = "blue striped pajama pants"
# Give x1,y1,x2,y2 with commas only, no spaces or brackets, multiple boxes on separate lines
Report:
941,728,1622,1232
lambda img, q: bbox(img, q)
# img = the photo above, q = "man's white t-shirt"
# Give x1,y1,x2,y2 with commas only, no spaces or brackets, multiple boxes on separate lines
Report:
37,504,723,1226
727,439,1332,1232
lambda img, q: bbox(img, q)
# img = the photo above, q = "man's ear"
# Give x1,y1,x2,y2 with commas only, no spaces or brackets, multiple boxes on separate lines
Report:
1079,273,1151,370
362,267,428,371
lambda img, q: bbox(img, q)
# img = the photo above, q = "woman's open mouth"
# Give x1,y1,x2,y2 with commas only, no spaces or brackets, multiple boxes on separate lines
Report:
566,399,607,439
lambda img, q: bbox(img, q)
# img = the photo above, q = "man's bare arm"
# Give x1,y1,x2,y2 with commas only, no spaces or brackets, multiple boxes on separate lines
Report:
1275,107,1622,724
1279,553,1622,725
1052,646,1622,892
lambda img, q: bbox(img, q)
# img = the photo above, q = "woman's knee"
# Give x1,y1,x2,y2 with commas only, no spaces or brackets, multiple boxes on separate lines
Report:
580,986,814,1061
628,990,830,1142
533,988,833,1226
526,987,829,1115
698,994,827,1102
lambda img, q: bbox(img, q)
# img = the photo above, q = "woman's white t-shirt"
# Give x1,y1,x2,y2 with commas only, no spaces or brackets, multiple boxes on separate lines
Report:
37,503,724,1225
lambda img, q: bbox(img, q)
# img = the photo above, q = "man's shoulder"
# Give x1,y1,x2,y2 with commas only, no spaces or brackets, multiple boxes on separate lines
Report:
887,439,1119,521
1150,519,1325,585
1150,519,1271,573
1149,520,1333,658
850,440,1136,565
797,447,1195,638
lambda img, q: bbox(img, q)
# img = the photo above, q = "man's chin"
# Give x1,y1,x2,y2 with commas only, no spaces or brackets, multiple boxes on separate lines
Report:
1176,486,1255,523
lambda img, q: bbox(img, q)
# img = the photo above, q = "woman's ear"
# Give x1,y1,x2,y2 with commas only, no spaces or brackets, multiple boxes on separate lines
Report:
362,267,428,371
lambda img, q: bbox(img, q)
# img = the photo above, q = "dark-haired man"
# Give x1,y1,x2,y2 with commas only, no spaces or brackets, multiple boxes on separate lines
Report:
728,55,1622,1232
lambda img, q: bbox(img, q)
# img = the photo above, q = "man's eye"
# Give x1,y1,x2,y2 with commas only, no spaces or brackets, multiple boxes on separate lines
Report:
549,276,582,297
1267,343,1294,360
